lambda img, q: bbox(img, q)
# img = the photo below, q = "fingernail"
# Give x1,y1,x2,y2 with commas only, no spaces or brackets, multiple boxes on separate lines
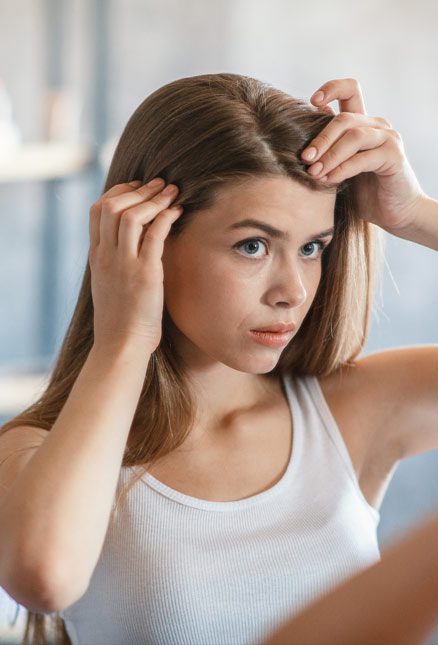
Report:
302,146,317,161
162,184,178,196
309,161,324,175
312,91,325,103
147,177,165,187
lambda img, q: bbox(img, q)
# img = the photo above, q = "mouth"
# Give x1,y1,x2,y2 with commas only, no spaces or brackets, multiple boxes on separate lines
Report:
251,322,296,334
248,329,294,348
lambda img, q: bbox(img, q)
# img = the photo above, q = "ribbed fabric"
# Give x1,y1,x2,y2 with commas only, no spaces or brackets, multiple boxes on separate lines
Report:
60,373,381,645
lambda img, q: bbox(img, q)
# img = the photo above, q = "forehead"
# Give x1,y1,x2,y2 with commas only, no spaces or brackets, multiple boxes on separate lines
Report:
194,175,337,233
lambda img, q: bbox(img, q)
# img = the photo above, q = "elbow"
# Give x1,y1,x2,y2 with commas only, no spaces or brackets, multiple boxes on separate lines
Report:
33,558,89,613
1,551,88,614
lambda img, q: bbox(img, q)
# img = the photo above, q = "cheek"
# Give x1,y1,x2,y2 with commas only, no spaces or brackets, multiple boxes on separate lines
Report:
163,254,236,325
305,266,323,306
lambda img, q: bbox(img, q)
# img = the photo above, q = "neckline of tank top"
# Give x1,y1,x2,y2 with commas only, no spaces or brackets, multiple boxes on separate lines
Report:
128,372,299,512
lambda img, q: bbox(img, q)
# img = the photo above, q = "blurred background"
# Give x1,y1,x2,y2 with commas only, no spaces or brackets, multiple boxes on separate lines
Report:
0,0,437,642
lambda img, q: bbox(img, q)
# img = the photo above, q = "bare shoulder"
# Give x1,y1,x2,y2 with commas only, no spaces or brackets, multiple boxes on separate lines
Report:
317,354,402,511
317,358,385,477
318,345,438,508
319,345,438,452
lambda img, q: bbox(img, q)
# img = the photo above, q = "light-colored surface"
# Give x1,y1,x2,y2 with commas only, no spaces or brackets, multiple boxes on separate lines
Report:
0,588,26,643
0,141,93,182
0,372,49,417
98,137,117,172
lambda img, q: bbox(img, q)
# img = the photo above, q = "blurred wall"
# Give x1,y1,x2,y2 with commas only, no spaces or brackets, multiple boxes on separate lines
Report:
0,0,437,641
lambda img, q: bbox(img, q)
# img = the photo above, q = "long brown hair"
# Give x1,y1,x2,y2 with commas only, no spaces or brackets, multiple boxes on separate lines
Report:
1,72,384,644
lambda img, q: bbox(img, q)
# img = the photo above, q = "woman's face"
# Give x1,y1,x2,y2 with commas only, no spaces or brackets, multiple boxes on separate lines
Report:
162,175,337,375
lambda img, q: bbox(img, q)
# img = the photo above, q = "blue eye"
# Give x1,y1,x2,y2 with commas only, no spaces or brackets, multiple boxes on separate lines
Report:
300,240,326,258
235,238,268,258
234,237,328,260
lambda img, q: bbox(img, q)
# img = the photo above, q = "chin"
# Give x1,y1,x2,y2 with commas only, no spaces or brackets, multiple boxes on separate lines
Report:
229,352,281,375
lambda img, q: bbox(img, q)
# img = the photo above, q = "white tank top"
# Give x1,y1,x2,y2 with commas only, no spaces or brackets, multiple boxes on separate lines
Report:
59,373,381,644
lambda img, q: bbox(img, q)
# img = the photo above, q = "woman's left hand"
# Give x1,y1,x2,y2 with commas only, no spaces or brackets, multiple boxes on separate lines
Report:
301,78,427,232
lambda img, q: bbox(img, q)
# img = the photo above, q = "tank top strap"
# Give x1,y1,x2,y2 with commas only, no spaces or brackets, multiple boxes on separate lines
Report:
300,374,359,482
299,374,381,523
280,372,305,475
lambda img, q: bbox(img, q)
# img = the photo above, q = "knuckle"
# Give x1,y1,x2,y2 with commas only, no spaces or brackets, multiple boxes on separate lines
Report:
316,131,331,148
347,77,360,88
330,161,345,179
102,197,121,217
120,208,142,224
349,126,364,141
89,202,100,217
395,146,405,162
336,112,351,124
321,153,332,168
390,136,405,158
144,227,160,242
100,193,112,205
322,148,336,166
321,80,335,92
389,128,402,142
376,116,392,128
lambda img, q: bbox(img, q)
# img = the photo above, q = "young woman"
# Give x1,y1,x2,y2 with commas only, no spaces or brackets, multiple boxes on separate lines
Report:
0,73,437,645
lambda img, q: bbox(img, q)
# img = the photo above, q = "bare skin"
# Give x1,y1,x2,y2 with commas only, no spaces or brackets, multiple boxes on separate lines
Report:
146,373,294,502
145,365,397,514
147,174,339,498
149,174,402,513
150,76,438,515
161,175,336,432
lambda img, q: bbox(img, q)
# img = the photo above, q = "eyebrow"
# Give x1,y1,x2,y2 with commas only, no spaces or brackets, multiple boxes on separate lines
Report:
227,218,335,241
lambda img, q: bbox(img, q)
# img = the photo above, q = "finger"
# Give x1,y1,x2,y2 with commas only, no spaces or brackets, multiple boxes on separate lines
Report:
101,180,176,249
306,126,390,179
301,113,391,163
138,206,183,262
310,78,366,115
320,145,389,185
103,180,143,200
117,185,181,256
320,105,336,116
89,181,142,253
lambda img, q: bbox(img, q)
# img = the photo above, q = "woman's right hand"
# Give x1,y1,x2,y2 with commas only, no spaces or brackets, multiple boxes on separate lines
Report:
88,178,183,355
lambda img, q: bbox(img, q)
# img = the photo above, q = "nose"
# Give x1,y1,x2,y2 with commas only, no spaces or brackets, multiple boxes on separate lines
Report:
267,259,308,308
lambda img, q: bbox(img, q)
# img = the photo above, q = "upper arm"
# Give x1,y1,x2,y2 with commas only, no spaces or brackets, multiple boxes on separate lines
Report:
0,425,56,612
0,425,50,505
353,345,438,461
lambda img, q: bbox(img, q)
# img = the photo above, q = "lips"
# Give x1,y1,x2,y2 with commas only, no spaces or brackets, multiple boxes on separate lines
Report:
251,322,296,333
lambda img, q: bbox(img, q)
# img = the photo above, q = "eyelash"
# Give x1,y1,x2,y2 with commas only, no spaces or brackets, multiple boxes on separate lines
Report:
233,237,331,261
